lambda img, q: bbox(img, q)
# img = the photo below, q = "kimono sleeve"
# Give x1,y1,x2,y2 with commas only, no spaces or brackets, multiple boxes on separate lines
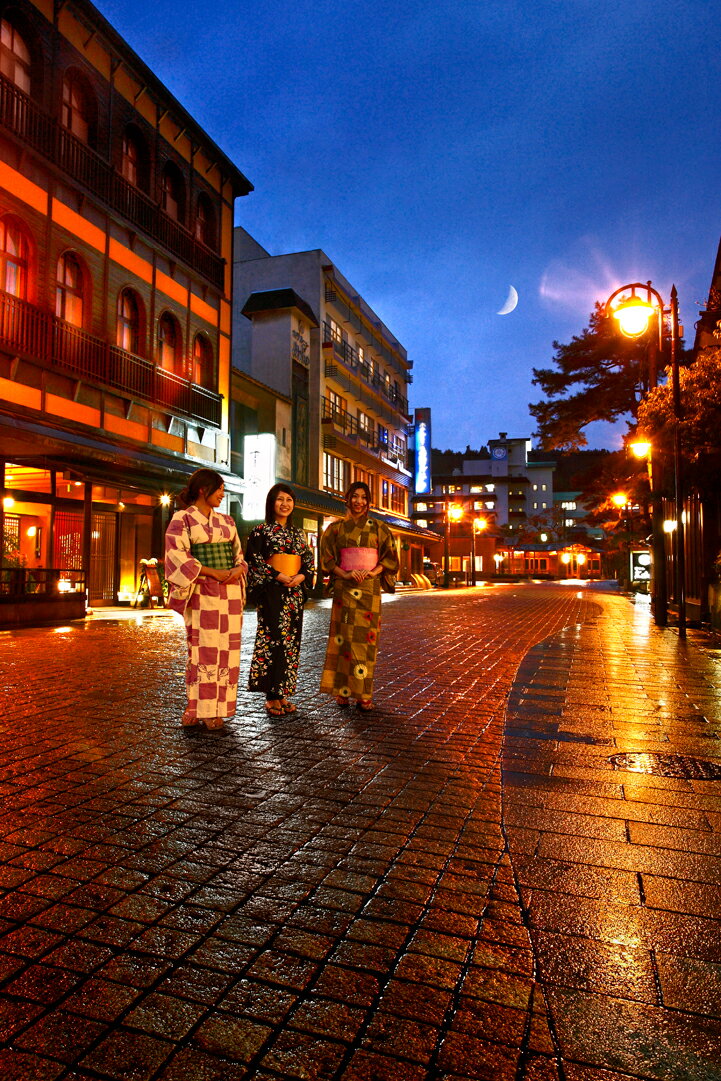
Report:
299,532,315,589
377,522,400,575
245,526,273,601
230,521,245,568
164,512,201,589
320,522,341,574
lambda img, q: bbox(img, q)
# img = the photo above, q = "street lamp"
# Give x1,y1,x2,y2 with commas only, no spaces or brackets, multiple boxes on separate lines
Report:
611,491,630,588
605,281,685,638
628,438,667,627
471,516,487,587
443,500,463,589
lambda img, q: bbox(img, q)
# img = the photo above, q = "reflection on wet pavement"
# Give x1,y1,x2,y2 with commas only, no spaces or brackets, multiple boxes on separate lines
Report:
0,586,719,1078
503,603,721,1080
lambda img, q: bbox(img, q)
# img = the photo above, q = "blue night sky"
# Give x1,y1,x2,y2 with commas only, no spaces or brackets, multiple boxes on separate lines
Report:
96,0,721,452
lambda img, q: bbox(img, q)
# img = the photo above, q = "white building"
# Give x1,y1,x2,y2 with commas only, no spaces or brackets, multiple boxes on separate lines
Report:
232,229,429,577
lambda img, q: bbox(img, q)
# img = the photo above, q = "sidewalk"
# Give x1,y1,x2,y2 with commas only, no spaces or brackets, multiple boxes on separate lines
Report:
0,585,719,1080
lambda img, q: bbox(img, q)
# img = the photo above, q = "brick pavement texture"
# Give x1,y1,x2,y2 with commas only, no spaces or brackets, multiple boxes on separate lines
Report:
0,584,720,1081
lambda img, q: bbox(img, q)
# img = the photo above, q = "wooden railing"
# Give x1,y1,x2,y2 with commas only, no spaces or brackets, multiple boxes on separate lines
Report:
0,75,224,289
0,290,222,427
0,567,85,599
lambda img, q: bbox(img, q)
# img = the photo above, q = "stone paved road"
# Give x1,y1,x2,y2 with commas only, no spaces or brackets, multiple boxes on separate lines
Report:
1,584,720,1080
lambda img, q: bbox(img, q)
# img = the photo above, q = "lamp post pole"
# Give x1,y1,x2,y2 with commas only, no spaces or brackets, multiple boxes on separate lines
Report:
605,281,685,638
669,285,686,639
443,498,450,589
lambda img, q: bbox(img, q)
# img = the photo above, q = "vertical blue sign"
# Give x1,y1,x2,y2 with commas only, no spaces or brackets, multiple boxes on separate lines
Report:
414,408,431,494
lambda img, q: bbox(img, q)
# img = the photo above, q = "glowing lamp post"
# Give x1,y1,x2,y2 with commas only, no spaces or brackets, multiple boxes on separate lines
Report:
605,281,685,638
443,501,463,589
471,516,487,587
628,438,667,627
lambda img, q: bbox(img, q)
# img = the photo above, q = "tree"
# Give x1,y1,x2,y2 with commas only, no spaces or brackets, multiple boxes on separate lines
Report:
530,304,664,450
637,347,721,493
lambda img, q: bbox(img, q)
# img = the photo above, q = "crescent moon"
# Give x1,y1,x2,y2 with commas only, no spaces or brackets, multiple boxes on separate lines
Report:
497,285,518,315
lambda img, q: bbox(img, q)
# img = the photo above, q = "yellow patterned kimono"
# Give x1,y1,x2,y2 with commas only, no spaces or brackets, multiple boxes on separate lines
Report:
320,515,399,701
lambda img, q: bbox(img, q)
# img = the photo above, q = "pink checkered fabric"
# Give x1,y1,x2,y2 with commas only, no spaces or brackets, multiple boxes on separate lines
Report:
165,506,246,719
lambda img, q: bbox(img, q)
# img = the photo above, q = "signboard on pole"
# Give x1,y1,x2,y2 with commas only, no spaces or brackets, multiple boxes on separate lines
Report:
630,550,651,583
414,408,431,495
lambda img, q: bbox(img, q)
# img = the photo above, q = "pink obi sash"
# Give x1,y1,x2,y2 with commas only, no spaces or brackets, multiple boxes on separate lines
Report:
339,547,377,572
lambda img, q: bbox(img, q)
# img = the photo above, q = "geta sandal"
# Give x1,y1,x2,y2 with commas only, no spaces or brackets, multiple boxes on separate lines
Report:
356,699,374,711
203,717,225,730
265,701,284,717
280,700,297,714
335,695,350,708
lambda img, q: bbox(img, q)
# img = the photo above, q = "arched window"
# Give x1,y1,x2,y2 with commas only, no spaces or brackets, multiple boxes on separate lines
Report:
120,126,148,191
192,333,214,388
0,217,29,297
0,19,30,93
56,252,84,327
61,71,91,143
194,193,216,249
117,289,141,355
158,312,182,374
161,163,185,223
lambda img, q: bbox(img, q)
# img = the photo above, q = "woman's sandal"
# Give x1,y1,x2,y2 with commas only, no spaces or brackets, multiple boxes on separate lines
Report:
335,696,350,708
357,698,374,711
265,701,284,717
182,709,200,727
204,717,225,730
280,700,297,714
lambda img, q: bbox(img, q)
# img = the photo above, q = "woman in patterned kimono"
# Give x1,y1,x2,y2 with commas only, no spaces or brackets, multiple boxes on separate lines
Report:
246,484,315,717
165,468,247,729
320,481,399,711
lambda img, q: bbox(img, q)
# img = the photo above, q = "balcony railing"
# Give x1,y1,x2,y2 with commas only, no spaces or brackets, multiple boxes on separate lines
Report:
0,75,224,289
0,289,222,427
322,322,409,416
321,397,377,450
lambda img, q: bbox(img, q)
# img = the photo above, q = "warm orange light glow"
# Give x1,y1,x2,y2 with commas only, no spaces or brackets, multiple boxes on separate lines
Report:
576,553,587,565
474,517,487,531
160,493,171,506
611,492,628,509
448,504,463,522
629,440,651,459
613,296,656,338
2,496,14,510
561,552,571,564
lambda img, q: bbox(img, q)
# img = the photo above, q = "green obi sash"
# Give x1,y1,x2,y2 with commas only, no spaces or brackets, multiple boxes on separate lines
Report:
190,540,235,570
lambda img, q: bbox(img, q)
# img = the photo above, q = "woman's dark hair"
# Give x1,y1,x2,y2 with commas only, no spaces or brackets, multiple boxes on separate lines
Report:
345,481,372,508
265,483,296,524
177,468,224,509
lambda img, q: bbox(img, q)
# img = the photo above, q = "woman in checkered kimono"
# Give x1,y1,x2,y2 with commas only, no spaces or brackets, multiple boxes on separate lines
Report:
320,481,399,711
165,469,247,729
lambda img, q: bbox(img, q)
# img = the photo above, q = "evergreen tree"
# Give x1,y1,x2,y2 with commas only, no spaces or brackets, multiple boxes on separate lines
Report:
529,304,661,450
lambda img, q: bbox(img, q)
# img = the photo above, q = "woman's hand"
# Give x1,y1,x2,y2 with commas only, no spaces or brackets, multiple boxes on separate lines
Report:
224,563,247,583
277,572,305,587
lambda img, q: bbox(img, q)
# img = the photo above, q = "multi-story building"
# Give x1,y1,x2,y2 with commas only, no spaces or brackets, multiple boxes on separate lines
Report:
232,231,429,579
414,433,555,534
0,0,251,617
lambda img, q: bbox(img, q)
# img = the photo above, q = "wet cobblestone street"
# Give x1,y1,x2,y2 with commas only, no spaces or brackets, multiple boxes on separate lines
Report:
1,584,720,1080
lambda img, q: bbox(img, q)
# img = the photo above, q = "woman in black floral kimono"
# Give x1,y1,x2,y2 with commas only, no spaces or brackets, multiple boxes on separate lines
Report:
246,484,315,716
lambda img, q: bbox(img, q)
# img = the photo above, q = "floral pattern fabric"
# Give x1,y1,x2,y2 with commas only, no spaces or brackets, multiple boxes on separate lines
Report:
319,515,398,700
246,522,315,698
165,506,245,719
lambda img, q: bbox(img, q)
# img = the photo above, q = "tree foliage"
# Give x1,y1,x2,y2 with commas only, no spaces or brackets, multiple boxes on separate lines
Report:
530,304,660,451
637,346,721,492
